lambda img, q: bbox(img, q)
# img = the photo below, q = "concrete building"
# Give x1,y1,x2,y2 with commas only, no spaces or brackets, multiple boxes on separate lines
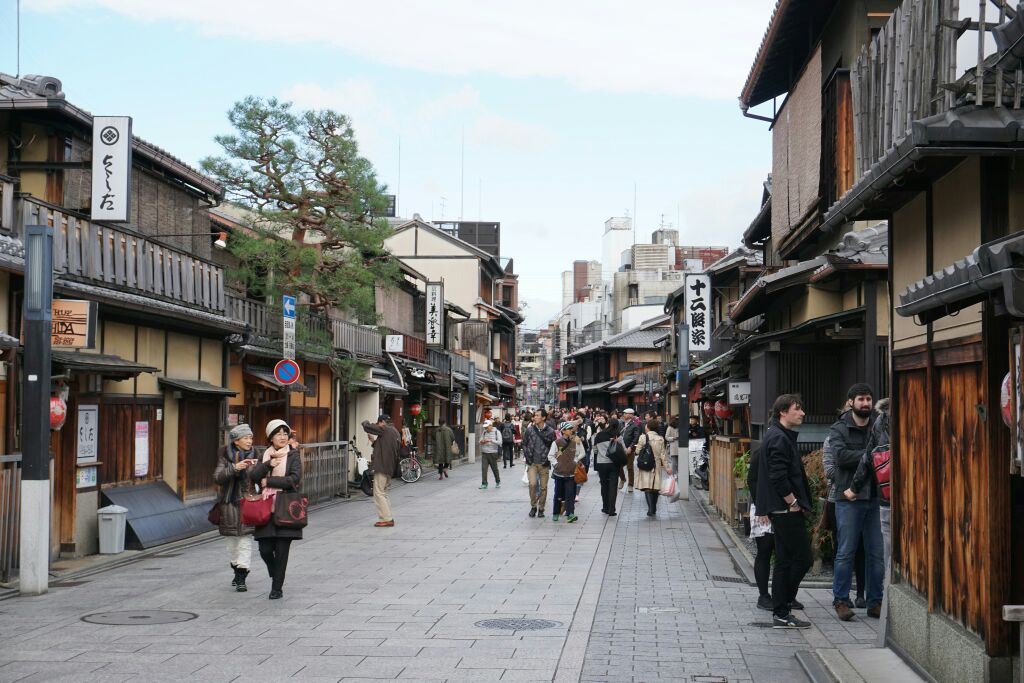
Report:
601,217,634,282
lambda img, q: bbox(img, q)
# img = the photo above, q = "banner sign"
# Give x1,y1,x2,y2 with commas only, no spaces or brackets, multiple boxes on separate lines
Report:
425,282,444,348
51,299,97,348
76,404,99,464
90,116,133,222
282,295,296,360
684,273,712,352
134,421,149,477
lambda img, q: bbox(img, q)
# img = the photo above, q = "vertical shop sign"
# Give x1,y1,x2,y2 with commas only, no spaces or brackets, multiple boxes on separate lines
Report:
425,282,444,348
133,421,149,477
90,116,132,222
684,273,712,352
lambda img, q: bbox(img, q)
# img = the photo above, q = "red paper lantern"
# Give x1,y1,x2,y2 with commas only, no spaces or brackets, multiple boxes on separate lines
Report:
50,396,67,431
714,400,734,420
1001,372,1013,428
409,403,422,416
483,409,493,420
702,401,715,418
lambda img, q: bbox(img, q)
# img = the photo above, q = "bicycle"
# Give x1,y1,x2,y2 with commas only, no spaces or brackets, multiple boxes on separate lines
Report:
399,445,422,483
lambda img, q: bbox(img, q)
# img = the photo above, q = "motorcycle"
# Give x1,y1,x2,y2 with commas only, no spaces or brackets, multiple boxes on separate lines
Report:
690,440,710,490
354,446,374,497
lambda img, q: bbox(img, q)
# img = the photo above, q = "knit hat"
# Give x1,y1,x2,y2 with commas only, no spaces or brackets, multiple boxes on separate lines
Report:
265,419,291,439
559,421,575,431
229,424,253,441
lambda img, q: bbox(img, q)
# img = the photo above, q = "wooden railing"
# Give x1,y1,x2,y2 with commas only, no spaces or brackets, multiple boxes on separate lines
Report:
331,318,382,358
226,295,275,337
851,0,960,174
393,333,426,363
0,454,21,583
21,198,226,315
298,441,349,503
427,347,450,373
0,176,14,232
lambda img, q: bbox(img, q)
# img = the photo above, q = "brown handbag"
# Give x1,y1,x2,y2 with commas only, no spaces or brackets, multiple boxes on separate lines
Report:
574,462,589,484
273,490,309,528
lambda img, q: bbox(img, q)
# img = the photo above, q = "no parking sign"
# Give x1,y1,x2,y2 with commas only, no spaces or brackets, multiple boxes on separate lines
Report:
274,359,301,386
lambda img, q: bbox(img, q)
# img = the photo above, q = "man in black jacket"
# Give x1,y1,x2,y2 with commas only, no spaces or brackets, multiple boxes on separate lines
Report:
619,408,641,492
754,393,812,629
830,383,884,621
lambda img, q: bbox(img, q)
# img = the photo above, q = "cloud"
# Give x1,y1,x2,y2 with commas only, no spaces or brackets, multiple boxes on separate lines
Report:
416,86,481,122
677,169,768,248
27,0,775,99
467,114,554,151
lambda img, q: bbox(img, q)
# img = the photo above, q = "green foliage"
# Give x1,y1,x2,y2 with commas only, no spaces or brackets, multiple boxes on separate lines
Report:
802,448,835,562
733,450,750,483
201,96,401,323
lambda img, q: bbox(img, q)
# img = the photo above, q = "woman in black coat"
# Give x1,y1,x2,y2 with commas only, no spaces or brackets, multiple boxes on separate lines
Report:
248,419,302,599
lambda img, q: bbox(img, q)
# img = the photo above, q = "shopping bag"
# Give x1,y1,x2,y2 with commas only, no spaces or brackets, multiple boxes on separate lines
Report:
273,490,309,529
660,474,677,498
574,462,588,484
521,468,530,486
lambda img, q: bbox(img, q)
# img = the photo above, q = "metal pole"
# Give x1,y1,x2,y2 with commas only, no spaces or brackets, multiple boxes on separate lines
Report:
467,361,477,464
677,323,690,501
20,225,53,595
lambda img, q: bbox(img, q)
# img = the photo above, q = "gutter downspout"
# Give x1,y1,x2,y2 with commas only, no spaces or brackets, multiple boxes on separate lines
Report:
740,103,774,124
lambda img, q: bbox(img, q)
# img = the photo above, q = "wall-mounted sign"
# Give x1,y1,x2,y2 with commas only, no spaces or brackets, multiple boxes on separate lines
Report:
51,299,97,348
90,116,133,222
425,282,444,348
282,295,296,361
451,391,463,404
386,335,404,353
133,421,149,477
76,404,99,464
76,465,98,489
728,381,751,405
684,273,712,352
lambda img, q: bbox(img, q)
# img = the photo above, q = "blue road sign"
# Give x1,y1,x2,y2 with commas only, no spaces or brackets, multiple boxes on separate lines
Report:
282,295,297,319
274,359,301,386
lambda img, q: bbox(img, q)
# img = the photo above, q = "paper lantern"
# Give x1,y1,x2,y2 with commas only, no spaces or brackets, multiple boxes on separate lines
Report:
702,401,715,418
714,400,734,420
50,396,67,431
1001,372,1013,428
409,403,422,416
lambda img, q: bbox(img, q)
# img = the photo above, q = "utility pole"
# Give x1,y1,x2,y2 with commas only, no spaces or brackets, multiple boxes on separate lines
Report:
21,225,53,595
676,322,690,501
467,361,477,464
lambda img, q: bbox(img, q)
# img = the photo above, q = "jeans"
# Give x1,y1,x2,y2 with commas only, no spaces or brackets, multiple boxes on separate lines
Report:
502,443,514,467
552,475,576,516
754,534,775,598
770,511,812,618
828,501,866,599
481,452,500,484
833,499,885,608
596,463,618,512
258,538,292,591
527,463,550,510
880,505,892,572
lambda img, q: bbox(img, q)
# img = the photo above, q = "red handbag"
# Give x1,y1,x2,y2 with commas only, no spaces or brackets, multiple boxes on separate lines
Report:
872,445,891,501
240,494,273,526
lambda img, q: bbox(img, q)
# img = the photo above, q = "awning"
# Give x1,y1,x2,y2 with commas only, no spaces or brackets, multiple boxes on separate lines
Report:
244,367,308,393
426,391,449,402
372,376,408,396
395,357,441,375
608,376,638,393
579,381,614,393
452,371,485,388
692,349,733,378
158,377,237,397
52,350,158,379
348,378,379,392
476,390,499,403
0,331,19,349
897,229,1024,323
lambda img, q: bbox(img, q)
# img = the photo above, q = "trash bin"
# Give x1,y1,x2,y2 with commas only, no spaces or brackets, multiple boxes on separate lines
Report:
97,504,128,554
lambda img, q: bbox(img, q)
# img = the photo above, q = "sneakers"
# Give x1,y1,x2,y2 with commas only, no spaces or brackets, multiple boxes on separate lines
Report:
855,595,866,609
574,496,580,504
789,599,804,610
835,601,855,621
479,484,488,489
628,486,635,493
230,564,239,587
537,511,545,518
867,605,881,619
529,508,537,517
618,479,625,490
552,514,560,522
496,481,501,488
566,514,578,523
757,595,773,611
773,613,811,629
235,568,249,593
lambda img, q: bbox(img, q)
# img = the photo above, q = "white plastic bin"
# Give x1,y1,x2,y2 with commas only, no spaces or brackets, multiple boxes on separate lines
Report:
97,504,128,554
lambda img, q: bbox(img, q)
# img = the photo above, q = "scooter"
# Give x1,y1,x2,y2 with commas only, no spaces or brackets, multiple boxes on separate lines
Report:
691,441,710,490
354,447,374,497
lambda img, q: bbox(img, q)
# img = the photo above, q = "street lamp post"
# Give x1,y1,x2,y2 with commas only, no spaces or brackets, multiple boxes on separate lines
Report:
21,225,53,595
677,323,690,501
467,361,476,464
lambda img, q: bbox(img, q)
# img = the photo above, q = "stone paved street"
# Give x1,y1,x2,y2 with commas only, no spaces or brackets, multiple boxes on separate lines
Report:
0,462,882,682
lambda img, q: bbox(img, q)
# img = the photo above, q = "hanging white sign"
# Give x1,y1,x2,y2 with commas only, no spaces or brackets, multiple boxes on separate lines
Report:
90,116,133,222
76,404,99,464
425,282,444,348
684,273,712,352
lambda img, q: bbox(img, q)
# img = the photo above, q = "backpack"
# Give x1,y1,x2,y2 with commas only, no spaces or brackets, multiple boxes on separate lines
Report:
501,423,515,441
607,438,628,468
636,435,656,471
872,444,891,501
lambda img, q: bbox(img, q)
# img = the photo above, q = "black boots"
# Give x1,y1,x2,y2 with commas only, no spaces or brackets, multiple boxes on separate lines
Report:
233,566,249,592
230,563,239,587
645,491,658,517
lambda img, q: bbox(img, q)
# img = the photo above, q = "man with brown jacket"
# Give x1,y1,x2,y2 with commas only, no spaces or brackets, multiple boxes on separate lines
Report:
362,415,401,527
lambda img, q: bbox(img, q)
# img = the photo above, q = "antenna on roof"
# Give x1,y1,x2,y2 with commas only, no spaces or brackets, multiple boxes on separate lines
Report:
16,0,21,77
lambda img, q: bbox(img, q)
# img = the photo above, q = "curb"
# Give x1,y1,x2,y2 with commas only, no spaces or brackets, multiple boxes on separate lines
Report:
795,650,836,683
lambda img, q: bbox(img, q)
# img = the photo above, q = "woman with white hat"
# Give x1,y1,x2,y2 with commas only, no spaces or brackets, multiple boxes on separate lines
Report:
248,419,303,599
213,423,258,591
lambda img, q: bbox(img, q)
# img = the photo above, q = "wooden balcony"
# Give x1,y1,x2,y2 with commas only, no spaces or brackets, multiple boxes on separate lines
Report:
391,333,426,363
332,317,383,358
20,197,226,316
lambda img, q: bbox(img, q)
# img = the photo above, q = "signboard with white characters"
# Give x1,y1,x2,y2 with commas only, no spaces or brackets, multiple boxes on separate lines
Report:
684,274,712,352
425,283,445,348
282,295,296,361
90,116,132,222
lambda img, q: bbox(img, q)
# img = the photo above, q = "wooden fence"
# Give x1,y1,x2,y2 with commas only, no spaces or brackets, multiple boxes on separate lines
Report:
708,436,750,525
332,318,383,358
0,454,21,583
298,441,349,504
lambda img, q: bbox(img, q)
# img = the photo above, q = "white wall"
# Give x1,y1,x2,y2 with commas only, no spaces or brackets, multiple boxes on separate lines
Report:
385,227,483,317
602,217,634,283
621,305,664,331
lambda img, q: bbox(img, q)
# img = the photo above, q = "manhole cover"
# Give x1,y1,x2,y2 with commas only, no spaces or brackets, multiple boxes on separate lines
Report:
475,618,562,631
82,610,198,625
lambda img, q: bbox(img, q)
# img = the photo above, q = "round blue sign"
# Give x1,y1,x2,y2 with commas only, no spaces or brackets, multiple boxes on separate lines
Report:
274,359,301,386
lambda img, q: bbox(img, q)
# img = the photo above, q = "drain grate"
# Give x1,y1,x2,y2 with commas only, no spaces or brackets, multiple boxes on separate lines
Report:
710,574,746,584
82,610,198,625
475,618,562,631
693,677,728,683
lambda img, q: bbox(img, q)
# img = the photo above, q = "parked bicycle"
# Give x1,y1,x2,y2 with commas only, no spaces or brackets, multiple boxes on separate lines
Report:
399,444,422,483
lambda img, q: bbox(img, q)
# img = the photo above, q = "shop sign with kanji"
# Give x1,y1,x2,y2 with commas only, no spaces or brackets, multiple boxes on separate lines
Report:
684,273,712,351
425,282,444,348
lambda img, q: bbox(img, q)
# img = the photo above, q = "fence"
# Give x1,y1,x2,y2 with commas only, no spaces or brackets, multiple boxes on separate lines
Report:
708,436,750,525
0,454,21,583
298,441,349,504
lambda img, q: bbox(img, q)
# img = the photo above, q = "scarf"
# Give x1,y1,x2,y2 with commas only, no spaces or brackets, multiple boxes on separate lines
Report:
260,445,290,499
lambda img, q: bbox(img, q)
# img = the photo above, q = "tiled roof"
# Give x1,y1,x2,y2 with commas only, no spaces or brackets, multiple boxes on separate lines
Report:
567,326,667,359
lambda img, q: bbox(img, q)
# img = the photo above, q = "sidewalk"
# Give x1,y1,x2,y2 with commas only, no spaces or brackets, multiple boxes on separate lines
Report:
0,461,912,682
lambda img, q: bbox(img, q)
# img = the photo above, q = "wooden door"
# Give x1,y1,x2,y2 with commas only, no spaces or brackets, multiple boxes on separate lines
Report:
180,398,220,499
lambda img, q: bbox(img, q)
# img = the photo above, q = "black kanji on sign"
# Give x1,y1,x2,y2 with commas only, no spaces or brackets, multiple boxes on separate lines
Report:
688,278,706,297
690,311,706,328
691,329,706,346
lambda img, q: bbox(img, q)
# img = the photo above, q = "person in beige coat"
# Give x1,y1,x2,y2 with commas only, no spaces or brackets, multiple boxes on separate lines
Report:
635,419,671,517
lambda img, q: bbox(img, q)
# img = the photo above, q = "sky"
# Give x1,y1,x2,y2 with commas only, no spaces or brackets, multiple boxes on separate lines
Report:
1,0,778,329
